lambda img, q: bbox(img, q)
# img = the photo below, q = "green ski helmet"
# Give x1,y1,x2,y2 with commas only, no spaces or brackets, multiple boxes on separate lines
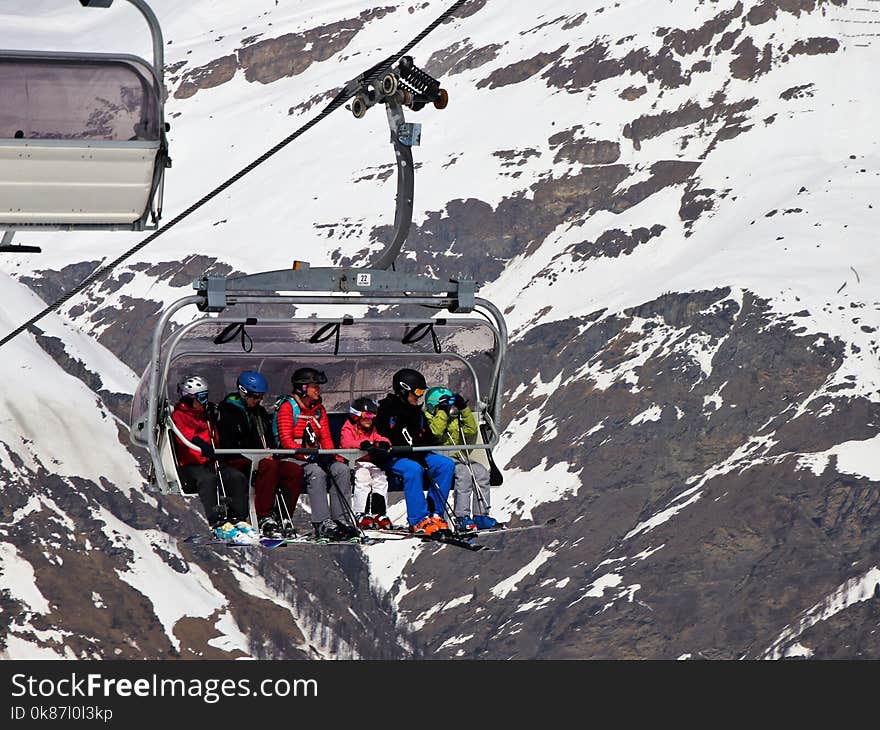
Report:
425,386,453,414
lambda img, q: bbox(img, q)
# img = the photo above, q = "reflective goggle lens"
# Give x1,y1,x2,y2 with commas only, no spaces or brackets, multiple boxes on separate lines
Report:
195,391,209,404
360,412,376,419
413,388,426,397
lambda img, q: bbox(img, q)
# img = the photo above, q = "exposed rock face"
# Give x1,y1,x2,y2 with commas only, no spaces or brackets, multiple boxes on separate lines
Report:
425,39,504,78
0,466,406,659
173,7,398,99
394,288,880,659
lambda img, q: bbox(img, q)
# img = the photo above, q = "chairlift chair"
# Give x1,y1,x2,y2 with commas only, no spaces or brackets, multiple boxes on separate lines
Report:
126,49,506,532
0,0,170,234
130,272,508,497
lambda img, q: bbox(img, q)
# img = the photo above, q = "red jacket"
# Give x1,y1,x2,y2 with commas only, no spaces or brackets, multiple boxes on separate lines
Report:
275,397,343,462
340,418,391,463
171,400,216,467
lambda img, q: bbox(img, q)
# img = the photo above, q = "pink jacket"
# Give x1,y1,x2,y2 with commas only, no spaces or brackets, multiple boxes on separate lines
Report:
340,418,391,463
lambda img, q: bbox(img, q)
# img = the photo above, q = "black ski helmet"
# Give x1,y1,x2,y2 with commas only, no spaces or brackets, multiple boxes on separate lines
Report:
350,397,379,417
392,368,427,399
291,367,327,397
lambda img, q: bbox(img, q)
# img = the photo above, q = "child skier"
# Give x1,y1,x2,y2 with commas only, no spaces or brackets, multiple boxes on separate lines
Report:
339,397,393,529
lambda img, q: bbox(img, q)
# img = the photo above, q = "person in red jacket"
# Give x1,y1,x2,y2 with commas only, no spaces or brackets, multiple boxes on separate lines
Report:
273,367,357,542
170,374,255,542
339,397,393,530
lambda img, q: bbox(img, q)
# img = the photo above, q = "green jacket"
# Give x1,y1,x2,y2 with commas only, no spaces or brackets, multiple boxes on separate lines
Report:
424,406,478,461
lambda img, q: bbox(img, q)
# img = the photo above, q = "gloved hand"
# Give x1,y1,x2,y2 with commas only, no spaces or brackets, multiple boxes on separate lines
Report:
452,393,468,409
359,440,372,451
436,394,452,412
367,442,391,464
309,453,336,469
191,436,215,460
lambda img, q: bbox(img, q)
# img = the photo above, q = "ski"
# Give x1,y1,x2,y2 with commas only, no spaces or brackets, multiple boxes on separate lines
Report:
361,528,492,551
183,533,384,548
420,532,491,551
182,535,285,549
365,518,556,542
470,517,557,538
273,534,381,547
361,528,411,540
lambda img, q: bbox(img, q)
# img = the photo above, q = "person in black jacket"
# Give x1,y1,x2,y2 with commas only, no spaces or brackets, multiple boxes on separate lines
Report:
374,368,455,536
217,370,303,537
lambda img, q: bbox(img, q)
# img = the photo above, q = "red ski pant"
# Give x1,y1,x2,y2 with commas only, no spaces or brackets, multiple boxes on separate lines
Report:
227,457,304,518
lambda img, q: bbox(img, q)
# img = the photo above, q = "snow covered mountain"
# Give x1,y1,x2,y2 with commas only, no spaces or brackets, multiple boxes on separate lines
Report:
1,0,878,659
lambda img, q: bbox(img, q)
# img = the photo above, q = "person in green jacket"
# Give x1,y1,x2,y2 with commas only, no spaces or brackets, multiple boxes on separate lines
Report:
424,386,499,532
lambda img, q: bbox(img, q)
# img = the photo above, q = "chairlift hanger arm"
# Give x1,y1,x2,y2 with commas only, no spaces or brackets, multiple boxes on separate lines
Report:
79,0,165,89
344,56,448,270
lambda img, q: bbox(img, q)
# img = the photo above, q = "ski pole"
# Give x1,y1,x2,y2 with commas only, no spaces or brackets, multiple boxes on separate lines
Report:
317,453,366,541
456,412,490,515
206,413,230,524
423,462,459,536
274,489,297,537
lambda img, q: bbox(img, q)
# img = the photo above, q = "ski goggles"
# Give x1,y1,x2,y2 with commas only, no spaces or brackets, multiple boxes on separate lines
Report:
349,407,376,419
243,391,265,400
195,391,209,404
412,387,426,397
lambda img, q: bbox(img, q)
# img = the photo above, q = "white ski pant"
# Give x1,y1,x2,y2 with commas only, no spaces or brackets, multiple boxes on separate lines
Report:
352,461,389,514
453,461,491,517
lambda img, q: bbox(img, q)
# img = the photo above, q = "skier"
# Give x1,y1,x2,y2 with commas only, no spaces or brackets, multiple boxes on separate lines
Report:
217,370,304,538
339,397,393,530
274,367,357,542
170,374,256,542
374,368,455,536
424,386,499,532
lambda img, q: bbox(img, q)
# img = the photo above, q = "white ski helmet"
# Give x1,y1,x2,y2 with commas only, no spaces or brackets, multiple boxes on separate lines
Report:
177,374,209,399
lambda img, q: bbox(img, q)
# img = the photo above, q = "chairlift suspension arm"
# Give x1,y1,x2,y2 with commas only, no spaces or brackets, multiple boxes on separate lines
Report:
80,0,165,92
347,56,448,270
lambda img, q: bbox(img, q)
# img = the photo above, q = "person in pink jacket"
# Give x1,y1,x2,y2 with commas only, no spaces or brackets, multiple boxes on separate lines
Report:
339,397,393,529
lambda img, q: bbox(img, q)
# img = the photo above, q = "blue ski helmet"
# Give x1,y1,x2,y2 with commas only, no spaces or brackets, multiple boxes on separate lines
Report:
237,370,268,397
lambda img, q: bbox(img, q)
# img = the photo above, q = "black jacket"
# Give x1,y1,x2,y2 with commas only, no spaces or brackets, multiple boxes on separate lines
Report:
217,393,275,460
375,393,438,449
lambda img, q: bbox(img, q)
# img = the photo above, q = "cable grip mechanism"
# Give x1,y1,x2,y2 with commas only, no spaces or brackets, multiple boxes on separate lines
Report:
349,55,448,120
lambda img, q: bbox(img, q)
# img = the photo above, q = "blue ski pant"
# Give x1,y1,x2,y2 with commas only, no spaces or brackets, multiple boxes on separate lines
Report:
389,452,455,526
